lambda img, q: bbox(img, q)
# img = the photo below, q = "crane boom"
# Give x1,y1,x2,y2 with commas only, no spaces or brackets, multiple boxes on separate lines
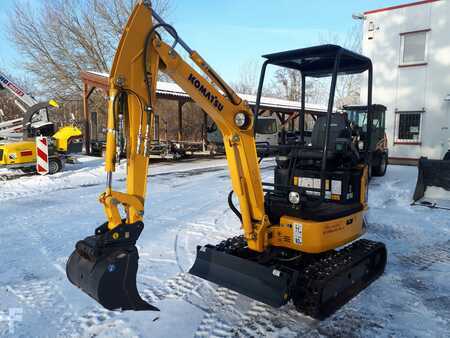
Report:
0,71,38,108
0,71,40,138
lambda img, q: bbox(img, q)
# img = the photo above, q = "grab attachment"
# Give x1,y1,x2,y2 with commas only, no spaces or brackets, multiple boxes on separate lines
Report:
66,221,158,311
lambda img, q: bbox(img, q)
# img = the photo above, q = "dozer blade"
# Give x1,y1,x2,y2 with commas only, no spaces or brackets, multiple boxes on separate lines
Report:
66,221,158,311
413,157,450,206
189,240,292,308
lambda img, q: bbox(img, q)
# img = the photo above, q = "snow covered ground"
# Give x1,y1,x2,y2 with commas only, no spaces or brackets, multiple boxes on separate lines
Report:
0,157,449,337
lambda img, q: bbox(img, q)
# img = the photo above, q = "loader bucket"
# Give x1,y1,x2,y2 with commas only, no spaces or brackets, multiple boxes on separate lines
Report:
189,245,292,307
413,157,450,205
66,222,158,311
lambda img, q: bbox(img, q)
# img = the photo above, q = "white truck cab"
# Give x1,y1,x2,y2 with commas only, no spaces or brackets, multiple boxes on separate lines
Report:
255,115,279,148
207,115,279,155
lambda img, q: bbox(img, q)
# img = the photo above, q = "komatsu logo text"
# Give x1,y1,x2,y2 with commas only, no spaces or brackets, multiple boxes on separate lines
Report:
188,74,224,112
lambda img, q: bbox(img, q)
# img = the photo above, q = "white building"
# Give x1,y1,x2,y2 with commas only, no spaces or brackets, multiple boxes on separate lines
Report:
361,0,450,161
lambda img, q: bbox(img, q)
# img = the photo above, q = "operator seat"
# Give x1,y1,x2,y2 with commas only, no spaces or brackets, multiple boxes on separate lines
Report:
293,114,359,168
265,114,364,223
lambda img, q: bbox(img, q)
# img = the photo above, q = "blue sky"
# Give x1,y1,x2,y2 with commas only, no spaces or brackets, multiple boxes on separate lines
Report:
0,0,406,82
0,0,20,73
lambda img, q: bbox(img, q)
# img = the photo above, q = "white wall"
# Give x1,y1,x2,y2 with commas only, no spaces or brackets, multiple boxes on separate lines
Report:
361,0,450,160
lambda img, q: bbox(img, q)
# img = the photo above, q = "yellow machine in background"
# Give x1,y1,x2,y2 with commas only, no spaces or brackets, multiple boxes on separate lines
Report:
66,1,386,319
0,101,83,174
53,126,83,153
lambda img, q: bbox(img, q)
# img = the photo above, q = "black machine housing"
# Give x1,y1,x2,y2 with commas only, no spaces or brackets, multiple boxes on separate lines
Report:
265,113,365,224
256,45,375,224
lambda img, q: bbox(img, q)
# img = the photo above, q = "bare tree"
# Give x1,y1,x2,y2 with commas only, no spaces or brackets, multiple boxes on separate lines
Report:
0,92,22,121
317,24,363,107
7,0,171,101
231,60,260,95
272,68,301,101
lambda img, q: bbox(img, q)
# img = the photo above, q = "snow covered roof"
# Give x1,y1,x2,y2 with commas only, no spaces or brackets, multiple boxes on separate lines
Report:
82,71,327,114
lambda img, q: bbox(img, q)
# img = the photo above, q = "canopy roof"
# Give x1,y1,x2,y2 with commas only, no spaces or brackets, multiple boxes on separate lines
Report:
263,44,371,78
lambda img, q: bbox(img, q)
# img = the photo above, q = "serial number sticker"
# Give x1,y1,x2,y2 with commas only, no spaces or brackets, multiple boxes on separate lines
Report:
293,223,303,245
331,180,342,195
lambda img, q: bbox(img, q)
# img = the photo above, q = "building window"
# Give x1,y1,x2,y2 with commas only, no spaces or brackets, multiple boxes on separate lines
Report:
395,111,423,143
400,30,429,65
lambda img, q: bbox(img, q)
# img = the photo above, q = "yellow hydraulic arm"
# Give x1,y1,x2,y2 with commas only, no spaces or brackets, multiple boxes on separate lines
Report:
101,0,269,252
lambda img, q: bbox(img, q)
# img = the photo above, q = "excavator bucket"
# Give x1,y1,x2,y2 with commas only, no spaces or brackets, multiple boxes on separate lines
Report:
66,221,158,311
413,157,450,209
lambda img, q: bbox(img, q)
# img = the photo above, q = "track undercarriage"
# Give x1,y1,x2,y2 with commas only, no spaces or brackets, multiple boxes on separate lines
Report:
190,236,387,319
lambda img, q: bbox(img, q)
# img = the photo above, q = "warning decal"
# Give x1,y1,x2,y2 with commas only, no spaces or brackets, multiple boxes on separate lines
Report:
293,223,303,245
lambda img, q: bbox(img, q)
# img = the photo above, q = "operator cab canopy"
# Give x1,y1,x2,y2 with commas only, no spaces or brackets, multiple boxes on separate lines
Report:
262,44,371,77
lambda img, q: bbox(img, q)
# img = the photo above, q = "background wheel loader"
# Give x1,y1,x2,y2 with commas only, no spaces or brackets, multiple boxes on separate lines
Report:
344,104,388,177
66,1,386,320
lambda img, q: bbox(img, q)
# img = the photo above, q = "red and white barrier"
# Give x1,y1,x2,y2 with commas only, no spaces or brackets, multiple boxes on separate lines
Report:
36,136,49,175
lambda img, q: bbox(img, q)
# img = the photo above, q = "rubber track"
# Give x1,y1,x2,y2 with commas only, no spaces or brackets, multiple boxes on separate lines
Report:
294,239,386,319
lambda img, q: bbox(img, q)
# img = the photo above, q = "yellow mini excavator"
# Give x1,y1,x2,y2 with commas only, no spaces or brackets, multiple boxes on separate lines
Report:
66,1,387,319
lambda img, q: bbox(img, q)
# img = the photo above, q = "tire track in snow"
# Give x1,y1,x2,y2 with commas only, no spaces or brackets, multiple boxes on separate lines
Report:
60,308,139,338
194,287,238,337
368,222,406,241
397,240,450,269
140,272,204,305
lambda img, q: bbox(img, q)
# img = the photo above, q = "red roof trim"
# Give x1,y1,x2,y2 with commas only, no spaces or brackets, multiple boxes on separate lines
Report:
364,0,440,15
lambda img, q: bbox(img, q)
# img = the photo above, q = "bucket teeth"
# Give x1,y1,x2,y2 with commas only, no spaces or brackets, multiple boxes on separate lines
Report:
66,221,159,311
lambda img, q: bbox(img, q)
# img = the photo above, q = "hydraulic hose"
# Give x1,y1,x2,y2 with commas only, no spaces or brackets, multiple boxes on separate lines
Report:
228,190,242,222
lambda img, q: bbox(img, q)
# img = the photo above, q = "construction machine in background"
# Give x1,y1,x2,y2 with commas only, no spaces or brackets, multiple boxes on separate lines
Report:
66,1,386,319
344,104,388,176
207,115,280,156
0,71,83,174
